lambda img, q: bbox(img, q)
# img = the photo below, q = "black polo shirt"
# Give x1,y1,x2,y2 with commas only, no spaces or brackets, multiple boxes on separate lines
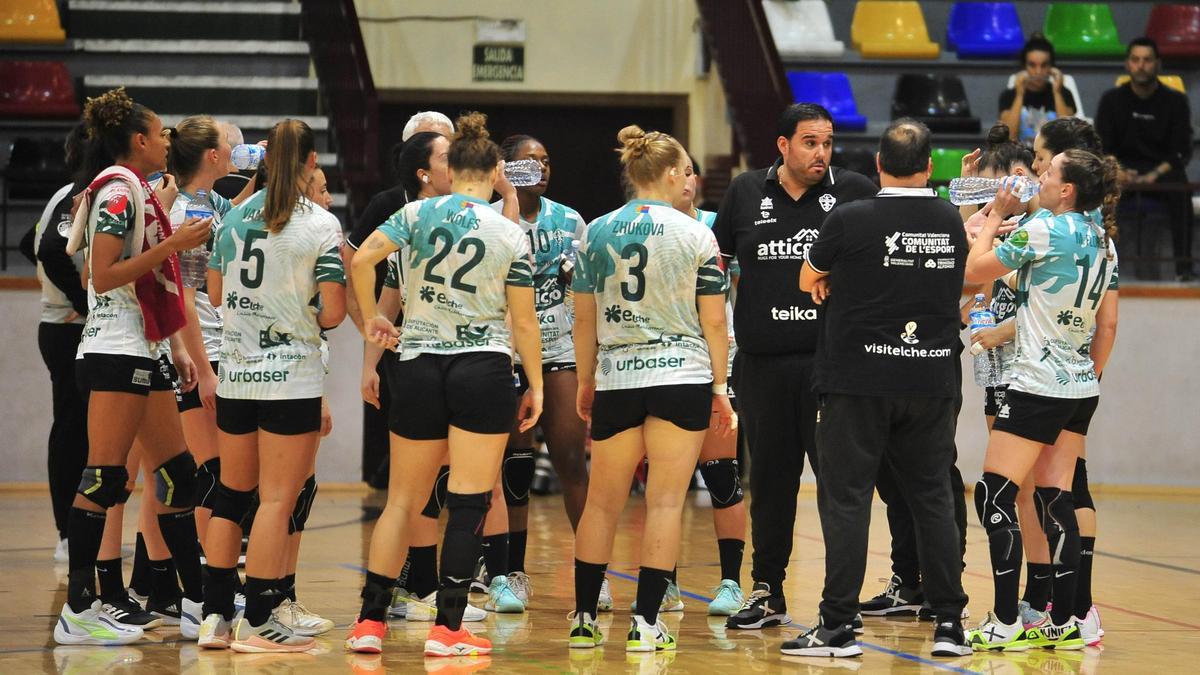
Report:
808,188,966,397
713,159,877,355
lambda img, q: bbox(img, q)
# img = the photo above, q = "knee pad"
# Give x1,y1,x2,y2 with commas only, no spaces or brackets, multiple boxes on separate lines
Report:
154,451,198,508
700,458,744,509
974,472,1019,535
502,448,535,507
1034,487,1079,567
1071,459,1094,511
289,475,318,534
211,481,256,525
445,491,491,534
77,465,130,509
420,465,450,519
195,457,220,509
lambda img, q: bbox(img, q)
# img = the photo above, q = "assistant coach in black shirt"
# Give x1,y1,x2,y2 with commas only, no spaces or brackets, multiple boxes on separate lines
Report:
714,103,877,629
783,119,970,658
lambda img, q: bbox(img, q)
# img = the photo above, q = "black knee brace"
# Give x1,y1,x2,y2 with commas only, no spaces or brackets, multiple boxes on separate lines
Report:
289,475,318,534
154,451,198,508
77,465,130,509
1035,487,1080,568
420,465,450,519
195,457,220,509
700,458,744,508
445,490,491,535
1071,459,1094,511
975,472,1023,566
211,482,256,525
502,448,535,507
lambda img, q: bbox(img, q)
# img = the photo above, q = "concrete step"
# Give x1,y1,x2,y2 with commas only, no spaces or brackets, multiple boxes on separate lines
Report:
84,75,320,116
67,1,301,41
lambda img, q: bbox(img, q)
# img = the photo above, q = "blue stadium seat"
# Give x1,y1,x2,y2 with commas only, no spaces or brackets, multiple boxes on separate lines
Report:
947,2,1024,59
786,71,868,132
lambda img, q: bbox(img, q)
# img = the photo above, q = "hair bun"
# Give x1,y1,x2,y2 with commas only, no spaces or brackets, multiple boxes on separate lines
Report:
454,111,490,144
82,87,134,139
985,122,1012,149
617,125,649,157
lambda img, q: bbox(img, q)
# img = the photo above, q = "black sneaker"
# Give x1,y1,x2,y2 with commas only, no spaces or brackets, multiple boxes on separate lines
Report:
780,618,863,657
469,556,489,594
931,620,972,657
860,575,923,616
725,582,792,630
146,596,182,626
102,595,163,629
849,613,864,634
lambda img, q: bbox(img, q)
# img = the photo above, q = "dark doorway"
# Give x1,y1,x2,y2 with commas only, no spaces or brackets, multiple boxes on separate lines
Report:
378,96,680,221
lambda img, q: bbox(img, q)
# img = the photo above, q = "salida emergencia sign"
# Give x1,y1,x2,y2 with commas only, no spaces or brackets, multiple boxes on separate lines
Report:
473,45,524,82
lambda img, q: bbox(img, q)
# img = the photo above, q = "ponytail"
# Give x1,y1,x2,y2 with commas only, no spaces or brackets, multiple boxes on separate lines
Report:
1060,149,1121,260
263,119,315,234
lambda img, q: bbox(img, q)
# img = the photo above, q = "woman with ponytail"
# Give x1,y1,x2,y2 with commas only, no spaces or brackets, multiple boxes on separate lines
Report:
198,118,346,652
346,112,541,657
963,148,1119,652
54,88,210,646
567,125,733,653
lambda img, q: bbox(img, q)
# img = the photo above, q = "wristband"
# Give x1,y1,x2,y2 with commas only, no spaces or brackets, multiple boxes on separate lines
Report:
712,382,728,396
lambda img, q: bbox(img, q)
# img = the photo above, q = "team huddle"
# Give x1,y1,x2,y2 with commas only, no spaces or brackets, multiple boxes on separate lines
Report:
34,85,1119,661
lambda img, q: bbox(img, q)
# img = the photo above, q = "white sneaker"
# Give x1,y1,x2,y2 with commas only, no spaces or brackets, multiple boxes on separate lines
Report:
54,601,144,646
234,592,246,614
179,598,202,640
507,571,532,604
469,556,489,594
54,538,69,564
626,615,676,652
275,598,334,636
597,577,613,612
965,611,1031,652
1079,606,1102,646
388,587,411,619
197,613,232,649
405,591,486,622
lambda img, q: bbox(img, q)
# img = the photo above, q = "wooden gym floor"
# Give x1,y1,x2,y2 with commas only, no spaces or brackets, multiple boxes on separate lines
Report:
1,484,1197,674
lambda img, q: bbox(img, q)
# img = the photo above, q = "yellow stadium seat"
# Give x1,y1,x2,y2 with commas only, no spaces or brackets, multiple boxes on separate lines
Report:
1114,74,1186,93
851,1,940,59
0,0,66,44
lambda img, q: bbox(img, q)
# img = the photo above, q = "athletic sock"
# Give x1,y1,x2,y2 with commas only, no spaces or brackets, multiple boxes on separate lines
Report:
481,533,509,581
129,533,150,597
66,507,106,612
202,565,238,621
670,567,678,585
149,559,182,606
1022,562,1052,611
95,558,125,602
635,566,673,625
243,576,276,626
280,573,297,603
408,545,438,598
574,559,607,617
1075,537,1095,617
507,529,528,573
358,571,395,623
718,539,744,585
396,552,413,591
157,510,203,601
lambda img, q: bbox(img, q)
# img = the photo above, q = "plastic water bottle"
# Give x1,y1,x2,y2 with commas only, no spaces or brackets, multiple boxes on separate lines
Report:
231,144,265,171
180,190,214,287
968,293,1000,386
503,158,542,187
948,175,1040,206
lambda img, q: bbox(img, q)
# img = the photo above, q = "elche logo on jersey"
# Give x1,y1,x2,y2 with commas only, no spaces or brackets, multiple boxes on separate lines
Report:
604,304,650,325
418,285,464,310
900,321,919,344
225,291,263,312
818,193,837,212
771,306,817,321
757,229,819,261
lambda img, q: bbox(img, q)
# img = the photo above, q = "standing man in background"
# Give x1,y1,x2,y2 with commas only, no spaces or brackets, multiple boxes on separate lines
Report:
713,103,877,629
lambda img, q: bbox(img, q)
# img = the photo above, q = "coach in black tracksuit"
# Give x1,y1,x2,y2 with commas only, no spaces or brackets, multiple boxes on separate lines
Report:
784,119,970,658
713,103,877,629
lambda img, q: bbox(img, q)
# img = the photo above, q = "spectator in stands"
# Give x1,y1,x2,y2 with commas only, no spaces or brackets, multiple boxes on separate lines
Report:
212,122,250,201
999,34,1076,146
1095,37,1195,280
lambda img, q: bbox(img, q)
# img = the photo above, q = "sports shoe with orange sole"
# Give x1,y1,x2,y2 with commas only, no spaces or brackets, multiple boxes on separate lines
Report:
345,619,387,654
423,625,492,657
229,616,314,653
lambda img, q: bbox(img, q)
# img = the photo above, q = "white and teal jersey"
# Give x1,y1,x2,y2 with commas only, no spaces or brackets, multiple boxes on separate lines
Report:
493,196,585,363
572,199,727,391
208,191,345,400
379,194,533,361
995,210,1118,398
171,190,232,362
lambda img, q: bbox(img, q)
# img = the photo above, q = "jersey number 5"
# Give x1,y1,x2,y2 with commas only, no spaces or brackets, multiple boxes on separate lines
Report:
240,230,267,289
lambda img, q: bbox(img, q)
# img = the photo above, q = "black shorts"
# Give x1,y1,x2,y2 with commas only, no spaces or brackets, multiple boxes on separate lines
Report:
176,360,220,413
216,396,322,436
992,389,1099,445
514,361,576,396
84,353,175,396
388,352,516,440
983,384,1008,417
590,383,711,441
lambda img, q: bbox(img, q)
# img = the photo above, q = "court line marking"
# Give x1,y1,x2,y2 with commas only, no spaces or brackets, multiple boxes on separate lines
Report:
963,521,1200,576
604,569,982,675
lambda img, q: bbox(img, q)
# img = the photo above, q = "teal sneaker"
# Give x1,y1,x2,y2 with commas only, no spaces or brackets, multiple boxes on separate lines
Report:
484,575,525,613
707,579,744,616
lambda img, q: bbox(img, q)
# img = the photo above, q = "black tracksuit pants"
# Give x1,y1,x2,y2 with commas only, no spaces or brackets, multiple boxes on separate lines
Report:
38,322,88,539
815,393,968,626
732,351,818,591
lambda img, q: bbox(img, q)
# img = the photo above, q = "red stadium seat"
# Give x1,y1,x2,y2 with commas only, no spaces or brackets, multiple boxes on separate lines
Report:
1146,4,1200,60
0,61,80,118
